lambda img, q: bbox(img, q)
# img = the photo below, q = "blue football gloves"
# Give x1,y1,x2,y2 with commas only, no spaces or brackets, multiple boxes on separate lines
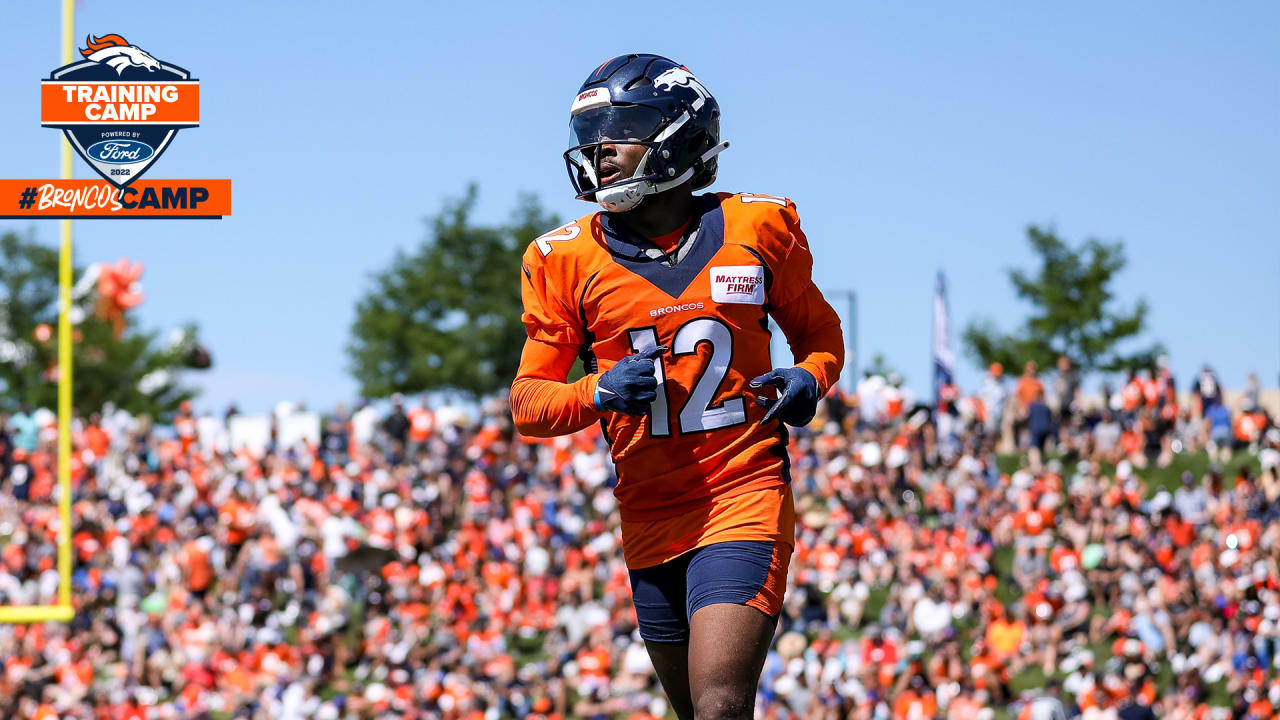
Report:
750,367,820,426
594,345,668,415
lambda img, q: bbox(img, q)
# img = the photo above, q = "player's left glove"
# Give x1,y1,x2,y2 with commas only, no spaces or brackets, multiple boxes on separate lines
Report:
750,367,820,426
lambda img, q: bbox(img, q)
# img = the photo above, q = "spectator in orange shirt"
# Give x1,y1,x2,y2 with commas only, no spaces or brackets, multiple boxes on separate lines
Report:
985,603,1027,671
1016,361,1043,412
893,676,937,720
969,638,1011,704
1014,361,1043,452
82,413,110,462
178,538,215,598
407,400,436,459
174,400,197,453
948,689,984,720
1234,409,1269,449
218,483,256,557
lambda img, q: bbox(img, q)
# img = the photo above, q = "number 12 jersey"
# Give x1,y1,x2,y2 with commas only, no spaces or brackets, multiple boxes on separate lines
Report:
516,192,844,568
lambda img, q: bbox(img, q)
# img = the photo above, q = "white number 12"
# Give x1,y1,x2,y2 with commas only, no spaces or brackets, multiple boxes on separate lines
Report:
627,318,747,437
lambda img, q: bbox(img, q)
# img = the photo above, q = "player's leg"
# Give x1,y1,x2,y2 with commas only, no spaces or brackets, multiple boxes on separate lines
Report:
684,540,791,720
645,641,695,720
629,554,696,720
687,603,776,720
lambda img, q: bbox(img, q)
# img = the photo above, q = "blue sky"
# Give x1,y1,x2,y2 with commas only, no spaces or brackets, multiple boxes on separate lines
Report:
2,2,1276,413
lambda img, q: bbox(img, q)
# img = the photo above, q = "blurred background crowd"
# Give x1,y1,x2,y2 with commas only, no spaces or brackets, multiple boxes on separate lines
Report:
0,359,1277,720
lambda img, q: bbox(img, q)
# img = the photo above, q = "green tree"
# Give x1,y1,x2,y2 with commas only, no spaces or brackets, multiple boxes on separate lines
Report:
347,185,559,399
0,231,206,417
864,352,903,381
963,225,1161,375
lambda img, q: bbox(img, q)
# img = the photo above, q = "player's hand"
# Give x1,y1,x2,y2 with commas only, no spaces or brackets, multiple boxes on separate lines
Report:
750,367,819,426
594,346,668,415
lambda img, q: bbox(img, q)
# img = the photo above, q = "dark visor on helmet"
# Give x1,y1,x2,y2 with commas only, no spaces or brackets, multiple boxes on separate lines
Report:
569,104,665,146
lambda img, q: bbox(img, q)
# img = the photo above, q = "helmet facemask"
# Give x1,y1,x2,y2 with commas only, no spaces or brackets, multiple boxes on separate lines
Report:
564,113,727,212
565,55,729,212
564,104,668,212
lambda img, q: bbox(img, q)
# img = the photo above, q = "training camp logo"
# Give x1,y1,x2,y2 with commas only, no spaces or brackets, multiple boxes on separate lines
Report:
41,34,199,188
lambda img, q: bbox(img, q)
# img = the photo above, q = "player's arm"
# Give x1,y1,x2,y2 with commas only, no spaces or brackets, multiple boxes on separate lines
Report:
769,282,844,396
751,280,845,426
511,339,667,437
509,245,602,438
748,198,845,425
508,242,665,437
510,337,601,438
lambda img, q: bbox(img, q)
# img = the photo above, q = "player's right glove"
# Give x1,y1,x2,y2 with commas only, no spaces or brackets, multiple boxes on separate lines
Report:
594,345,668,415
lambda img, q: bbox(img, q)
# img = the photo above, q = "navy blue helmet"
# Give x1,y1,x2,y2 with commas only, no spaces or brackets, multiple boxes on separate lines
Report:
564,54,728,211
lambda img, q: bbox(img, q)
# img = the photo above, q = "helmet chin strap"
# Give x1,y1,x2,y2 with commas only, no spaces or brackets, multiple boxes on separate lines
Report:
596,141,730,212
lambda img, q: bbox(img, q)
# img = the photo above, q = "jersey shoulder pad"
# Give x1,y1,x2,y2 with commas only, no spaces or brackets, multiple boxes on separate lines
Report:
520,212,606,316
520,213,603,346
718,192,814,306
718,192,806,255
522,212,603,268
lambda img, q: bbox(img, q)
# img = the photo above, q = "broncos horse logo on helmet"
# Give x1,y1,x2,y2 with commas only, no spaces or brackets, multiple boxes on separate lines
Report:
564,54,728,212
79,34,161,75
652,67,712,108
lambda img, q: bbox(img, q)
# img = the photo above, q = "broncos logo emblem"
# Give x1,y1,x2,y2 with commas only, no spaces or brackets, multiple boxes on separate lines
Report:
653,67,711,109
79,34,161,75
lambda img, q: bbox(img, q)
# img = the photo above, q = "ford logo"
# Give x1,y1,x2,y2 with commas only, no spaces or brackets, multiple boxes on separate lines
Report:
86,140,154,165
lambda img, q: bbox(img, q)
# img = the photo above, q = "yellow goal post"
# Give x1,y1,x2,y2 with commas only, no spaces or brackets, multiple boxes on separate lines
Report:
2,0,77,625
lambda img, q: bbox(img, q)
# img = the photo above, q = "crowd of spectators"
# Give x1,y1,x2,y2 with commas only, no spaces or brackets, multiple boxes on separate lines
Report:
0,358,1276,720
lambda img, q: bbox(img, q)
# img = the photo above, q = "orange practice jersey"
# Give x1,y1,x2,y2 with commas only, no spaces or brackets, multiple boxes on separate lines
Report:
511,192,844,568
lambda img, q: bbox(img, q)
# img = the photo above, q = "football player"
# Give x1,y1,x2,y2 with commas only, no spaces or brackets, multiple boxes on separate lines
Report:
510,54,844,719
